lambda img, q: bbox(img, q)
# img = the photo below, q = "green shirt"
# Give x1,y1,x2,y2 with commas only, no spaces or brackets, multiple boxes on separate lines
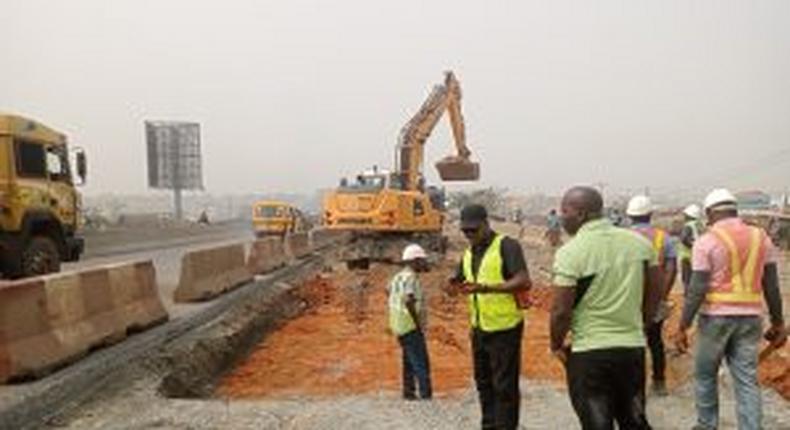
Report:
553,219,657,352
388,267,425,336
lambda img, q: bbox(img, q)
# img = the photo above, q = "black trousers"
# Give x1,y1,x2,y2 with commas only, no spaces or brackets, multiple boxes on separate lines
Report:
566,347,651,430
645,320,666,382
471,322,523,430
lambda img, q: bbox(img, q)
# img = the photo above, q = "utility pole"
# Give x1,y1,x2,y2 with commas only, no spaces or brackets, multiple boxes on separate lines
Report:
593,182,608,200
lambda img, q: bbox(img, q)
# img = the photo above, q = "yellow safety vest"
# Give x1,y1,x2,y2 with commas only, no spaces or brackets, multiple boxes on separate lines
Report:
678,221,701,261
463,235,523,332
704,226,765,307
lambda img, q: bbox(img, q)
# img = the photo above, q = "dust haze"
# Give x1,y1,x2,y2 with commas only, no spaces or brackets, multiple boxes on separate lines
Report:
2,1,789,197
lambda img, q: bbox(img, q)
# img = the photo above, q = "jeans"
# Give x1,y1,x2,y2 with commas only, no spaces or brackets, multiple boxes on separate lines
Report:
566,347,651,430
694,315,762,430
646,320,666,382
471,322,523,430
398,330,432,399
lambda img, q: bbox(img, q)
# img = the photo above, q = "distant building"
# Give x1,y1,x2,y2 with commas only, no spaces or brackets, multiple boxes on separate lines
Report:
736,190,773,211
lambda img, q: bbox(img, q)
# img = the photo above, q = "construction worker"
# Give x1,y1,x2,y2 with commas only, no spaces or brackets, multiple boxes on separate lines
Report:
545,209,562,247
451,204,531,430
388,243,432,400
626,195,677,396
550,187,663,430
678,204,704,292
675,188,787,430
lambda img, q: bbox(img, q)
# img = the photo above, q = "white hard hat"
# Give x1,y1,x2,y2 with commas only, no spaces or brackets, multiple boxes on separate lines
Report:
402,243,427,262
683,204,701,219
703,188,737,211
626,195,653,217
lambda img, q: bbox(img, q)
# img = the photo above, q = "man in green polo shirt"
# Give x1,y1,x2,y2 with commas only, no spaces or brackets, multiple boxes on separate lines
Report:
549,186,663,430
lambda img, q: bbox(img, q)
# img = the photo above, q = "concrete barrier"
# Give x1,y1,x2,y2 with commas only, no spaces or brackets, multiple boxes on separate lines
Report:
0,260,169,383
286,232,311,260
173,243,252,303
107,261,169,331
247,237,288,275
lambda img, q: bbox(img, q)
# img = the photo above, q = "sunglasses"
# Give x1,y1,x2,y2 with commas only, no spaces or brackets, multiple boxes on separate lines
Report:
461,226,481,236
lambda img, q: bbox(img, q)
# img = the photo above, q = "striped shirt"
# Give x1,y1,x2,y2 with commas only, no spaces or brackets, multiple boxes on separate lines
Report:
388,267,426,336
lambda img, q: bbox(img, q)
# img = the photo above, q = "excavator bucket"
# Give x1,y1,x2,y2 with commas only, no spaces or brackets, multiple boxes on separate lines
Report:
435,155,480,181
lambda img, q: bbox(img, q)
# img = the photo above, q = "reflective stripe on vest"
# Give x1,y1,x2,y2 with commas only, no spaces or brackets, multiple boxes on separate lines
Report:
704,226,766,306
652,229,666,268
462,235,522,332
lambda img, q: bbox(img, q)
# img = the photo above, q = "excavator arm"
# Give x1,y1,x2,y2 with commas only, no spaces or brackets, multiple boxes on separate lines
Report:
445,72,471,159
396,71,479,191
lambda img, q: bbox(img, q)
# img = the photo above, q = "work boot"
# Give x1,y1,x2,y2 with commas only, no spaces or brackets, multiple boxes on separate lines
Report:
651,379,668,397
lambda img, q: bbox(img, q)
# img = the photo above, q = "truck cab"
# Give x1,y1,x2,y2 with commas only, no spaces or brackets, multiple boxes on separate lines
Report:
251,200,308,238
0,114,86,278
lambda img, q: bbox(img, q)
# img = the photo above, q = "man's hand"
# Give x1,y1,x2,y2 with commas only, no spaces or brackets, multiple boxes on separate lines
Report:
764,323,788,349
551,345,570,364
459,282,487,294
674,328,690,353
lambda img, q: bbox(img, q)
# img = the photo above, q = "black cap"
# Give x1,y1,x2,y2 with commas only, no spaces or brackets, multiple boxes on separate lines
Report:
460,204,488,229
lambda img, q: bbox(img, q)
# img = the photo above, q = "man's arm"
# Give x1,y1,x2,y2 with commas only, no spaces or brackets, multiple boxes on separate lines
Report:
663,259,678,298
450,261,464,284
662,237,678,297
550,286,575,362
680,225,695,249
679,271,711,331
405,294,421,331
762,263,787,348
643,262,663,325
763,263,784,326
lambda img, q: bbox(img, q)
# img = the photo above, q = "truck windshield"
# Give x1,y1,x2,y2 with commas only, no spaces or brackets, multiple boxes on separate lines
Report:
257,206,285,218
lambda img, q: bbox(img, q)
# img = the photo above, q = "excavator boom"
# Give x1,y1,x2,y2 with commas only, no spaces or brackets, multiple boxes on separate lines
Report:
397,71,479,190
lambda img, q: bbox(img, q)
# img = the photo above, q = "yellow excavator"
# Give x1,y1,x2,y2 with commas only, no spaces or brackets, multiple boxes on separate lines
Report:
322,71,479,267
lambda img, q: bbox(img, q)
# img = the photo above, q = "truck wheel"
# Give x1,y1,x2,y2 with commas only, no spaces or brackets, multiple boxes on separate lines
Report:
21,236,61,277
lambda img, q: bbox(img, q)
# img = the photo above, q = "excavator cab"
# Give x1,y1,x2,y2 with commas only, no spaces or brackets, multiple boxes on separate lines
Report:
435,155,480,181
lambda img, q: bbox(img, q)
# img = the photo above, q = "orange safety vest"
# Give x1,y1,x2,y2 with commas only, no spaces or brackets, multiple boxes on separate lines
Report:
704,224,768,309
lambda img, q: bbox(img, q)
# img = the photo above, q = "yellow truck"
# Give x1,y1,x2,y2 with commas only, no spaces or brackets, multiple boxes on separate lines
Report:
251,200,309,238
0,114,87,278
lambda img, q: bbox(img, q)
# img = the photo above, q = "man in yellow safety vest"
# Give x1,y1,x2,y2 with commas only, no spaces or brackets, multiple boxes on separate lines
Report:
451,204,532,430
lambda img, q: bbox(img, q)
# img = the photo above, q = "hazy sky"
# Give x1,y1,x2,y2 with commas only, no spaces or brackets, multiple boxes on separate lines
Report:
2,1,789,196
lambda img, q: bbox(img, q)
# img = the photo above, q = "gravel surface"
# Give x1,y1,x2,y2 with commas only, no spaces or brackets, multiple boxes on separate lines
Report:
51,378,790,429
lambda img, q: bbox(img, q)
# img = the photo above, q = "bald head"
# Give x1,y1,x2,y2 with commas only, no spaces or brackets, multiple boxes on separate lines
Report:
560,186,604,235
562,186,603,215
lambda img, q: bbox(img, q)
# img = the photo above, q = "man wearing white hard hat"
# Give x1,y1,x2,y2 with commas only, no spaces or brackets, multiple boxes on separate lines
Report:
678,204,704,292
626,195,677,396
388,243,432,400
676,188,786,430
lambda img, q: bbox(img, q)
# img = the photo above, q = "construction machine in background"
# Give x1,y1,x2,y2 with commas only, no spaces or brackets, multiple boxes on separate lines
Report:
322,71,480,267
0,114,87,278
251,200,310,238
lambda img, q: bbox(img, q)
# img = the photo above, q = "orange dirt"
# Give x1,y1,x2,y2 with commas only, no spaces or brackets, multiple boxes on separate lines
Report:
217,257,571,399
217,261,472,398
759,346,790,400
217,239,790,401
